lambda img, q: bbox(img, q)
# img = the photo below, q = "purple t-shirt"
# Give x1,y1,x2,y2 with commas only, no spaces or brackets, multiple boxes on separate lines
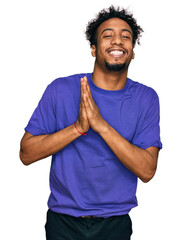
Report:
25,73,162,218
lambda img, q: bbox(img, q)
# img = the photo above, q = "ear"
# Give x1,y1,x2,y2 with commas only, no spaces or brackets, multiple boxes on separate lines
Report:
132,50,135,59
91,45,96,57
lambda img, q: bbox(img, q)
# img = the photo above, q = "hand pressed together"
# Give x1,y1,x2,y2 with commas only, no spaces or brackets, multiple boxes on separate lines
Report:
76,76,106,134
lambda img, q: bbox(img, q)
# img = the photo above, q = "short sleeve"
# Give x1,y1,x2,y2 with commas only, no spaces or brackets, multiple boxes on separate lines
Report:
132,89,162,150
25,84,56,136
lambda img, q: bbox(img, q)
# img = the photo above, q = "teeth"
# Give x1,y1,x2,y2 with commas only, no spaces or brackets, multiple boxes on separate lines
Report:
109,50,124,55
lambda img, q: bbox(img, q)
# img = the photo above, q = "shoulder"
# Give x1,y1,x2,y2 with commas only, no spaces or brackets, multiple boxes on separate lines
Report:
44,73,91,98
128,78,159,105
49,73,91,89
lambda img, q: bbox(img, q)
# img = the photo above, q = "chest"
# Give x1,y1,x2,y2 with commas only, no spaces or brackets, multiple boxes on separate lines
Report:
55,89,140,143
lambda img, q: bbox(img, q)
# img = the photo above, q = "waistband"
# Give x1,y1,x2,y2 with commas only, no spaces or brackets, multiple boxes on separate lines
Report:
81,215,103,219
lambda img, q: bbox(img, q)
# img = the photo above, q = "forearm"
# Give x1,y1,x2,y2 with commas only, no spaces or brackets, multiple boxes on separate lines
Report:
97,120,157,182
20,124,81,165
80,77,158,182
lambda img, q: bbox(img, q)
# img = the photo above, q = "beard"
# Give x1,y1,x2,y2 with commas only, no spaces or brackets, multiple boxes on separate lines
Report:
105,61,127,72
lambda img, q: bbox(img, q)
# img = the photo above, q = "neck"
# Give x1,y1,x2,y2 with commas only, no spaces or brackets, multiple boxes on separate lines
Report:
92,63,128,91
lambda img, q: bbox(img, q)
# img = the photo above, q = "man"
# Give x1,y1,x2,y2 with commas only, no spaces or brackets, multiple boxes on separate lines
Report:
20,6,162,240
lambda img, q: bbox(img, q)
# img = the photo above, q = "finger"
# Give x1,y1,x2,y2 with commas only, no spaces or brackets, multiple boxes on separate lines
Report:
82,92,89,109
83,77,92,96
81,104,87,119
82,77,98,113
82,77,94,105
80,78,83,98
82,77,98,114
86,82,93,100
85,86,96,111
79,80,86,117
79,99,87,120
83,92,94,114
80,78,86,102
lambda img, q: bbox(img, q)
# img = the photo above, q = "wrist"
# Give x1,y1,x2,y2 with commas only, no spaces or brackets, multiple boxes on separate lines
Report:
94,119,108,134
74,122,87,136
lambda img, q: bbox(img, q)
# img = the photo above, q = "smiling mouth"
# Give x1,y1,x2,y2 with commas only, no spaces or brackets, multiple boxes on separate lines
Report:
107,49,126,58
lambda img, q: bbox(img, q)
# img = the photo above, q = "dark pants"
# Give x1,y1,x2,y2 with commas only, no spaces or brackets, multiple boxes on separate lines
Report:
45,209,132,240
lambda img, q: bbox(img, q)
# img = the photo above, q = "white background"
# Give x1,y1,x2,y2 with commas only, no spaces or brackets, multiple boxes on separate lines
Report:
0,0,181,239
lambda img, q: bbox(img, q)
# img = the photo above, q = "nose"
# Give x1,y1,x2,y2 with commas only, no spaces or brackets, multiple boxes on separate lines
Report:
111,34,123,45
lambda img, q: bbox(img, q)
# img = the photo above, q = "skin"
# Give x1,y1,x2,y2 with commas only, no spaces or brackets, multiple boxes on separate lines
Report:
20,18,159,183
91,18,135,91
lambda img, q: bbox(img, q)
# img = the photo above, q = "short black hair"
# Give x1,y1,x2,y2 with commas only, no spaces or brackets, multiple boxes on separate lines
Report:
85,6,143,47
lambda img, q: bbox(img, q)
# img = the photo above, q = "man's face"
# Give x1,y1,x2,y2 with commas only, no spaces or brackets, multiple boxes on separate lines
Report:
92,18,135,72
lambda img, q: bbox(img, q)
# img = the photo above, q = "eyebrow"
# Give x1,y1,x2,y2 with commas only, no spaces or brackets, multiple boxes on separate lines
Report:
101,28,133,36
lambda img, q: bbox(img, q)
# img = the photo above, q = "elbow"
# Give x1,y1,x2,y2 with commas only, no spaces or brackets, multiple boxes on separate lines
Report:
19,147,43,165
139,169,156,183
19,132,38,165
139,156,158,183
140,176,152,183
19,150,32,166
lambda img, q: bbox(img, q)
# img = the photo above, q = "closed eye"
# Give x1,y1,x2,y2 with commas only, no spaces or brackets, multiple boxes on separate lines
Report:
103,35,112,38
123,34,130,38
122,35,131,40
